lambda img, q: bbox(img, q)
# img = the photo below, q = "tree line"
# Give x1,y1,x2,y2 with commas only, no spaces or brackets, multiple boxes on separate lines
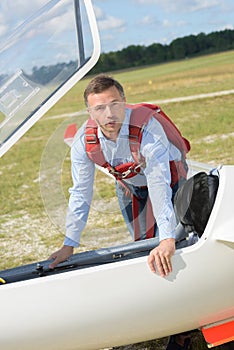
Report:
90,29,234,74
1,29,233,87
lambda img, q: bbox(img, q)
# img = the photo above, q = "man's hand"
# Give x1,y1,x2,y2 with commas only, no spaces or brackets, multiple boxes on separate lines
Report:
48,245,74,269
147,238,175,277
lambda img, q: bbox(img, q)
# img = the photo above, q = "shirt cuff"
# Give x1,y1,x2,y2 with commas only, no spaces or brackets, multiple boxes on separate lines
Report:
64,236,79,247
159,225,176,241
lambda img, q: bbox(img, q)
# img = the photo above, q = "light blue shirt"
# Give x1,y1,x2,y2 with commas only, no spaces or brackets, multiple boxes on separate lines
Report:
64,108,181,247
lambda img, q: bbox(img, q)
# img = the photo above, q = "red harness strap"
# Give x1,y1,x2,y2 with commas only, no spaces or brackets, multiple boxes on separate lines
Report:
85,104,190,241
85,118,109,168
128,103,190,157
120,184,155,241
85,119,142,179
127,104,189,186
85,104,190,180
132,194,155,241
132,194,141,241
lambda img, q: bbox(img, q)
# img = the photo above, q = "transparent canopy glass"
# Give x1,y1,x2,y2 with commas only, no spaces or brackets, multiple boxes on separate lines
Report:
0,0,100,156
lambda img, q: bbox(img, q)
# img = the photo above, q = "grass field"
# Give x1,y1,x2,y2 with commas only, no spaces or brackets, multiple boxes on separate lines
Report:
0,50,233,270
0,50,233,350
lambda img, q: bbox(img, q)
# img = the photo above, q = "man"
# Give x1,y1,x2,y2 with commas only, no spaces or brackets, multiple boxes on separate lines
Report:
49,74,188,279
49,74,192,349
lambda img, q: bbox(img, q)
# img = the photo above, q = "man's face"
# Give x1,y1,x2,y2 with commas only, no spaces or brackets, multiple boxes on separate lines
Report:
87,86,126,140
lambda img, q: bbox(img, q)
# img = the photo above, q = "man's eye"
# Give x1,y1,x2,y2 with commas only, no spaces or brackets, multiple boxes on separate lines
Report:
111,102,119,107
95,105,105,112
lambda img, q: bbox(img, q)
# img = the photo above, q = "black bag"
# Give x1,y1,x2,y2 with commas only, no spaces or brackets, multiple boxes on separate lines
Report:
174,172,219,237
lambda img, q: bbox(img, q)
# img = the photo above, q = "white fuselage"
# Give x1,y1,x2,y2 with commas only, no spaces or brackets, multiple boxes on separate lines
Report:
0,165,233,350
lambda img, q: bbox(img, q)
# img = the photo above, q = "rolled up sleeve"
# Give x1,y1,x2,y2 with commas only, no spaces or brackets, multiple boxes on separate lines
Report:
65,129,95,245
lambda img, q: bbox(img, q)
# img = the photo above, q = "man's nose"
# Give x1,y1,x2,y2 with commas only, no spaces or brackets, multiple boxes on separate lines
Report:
105,104,112,117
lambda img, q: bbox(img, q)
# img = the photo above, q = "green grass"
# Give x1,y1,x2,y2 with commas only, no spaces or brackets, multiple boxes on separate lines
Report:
112,50,234,101
0,50,233,350
0,50,233,269
164,95,234,164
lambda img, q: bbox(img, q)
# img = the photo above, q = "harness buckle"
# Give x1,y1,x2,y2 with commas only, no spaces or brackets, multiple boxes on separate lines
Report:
121,163,144,179
109,167,122,178
129,134,139,145
85,134,97,144
133,163,143,173
109,162,144,180
121,169,132,179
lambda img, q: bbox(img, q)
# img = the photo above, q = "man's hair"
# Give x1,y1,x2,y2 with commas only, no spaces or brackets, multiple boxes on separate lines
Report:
84,74,125,106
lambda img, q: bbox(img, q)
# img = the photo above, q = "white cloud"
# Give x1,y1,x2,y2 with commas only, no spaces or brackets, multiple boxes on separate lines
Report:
0,0,49,39
94,5,126,32
0,0,48,24
133,0,220,13
189,0,219,11
141,15,151,25
0,0,75,42
99,15,126,31
0,13,7,37
162,19,172,28
93,5,106,20
220,24,233,30
0,25,7,39
1,0,48,17
141,15,156,25
0,0,80,71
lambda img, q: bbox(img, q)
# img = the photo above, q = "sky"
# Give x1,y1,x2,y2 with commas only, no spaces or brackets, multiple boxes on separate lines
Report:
0,0,233,55
93,0,234,53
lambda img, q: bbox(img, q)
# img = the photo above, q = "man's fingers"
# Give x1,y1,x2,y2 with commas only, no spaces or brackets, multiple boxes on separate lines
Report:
49,261,56,270
148,250,167,277
49,258,60,269
161,256,171,276
48,246,74,269
48,254,62,269
49,254,68,269
166,257,172,272
48,253,56,261
155,253,168,277
147,239,175,277
147,254,156,273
